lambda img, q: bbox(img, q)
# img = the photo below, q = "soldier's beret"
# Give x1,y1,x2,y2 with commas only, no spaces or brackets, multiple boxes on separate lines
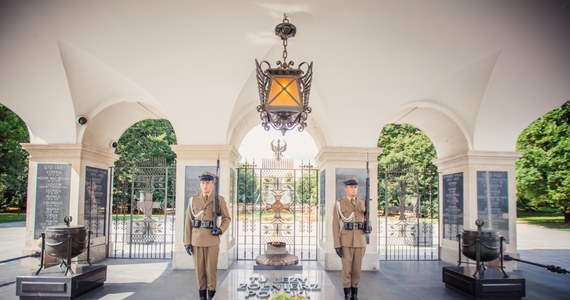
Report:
343,178,358,186
198,172,215,181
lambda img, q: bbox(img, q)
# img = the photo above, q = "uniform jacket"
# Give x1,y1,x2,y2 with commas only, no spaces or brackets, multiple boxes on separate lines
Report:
184,194,231,247
332,197,367,248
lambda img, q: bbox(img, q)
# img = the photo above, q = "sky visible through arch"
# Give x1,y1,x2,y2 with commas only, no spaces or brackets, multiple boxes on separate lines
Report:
238,126,317,167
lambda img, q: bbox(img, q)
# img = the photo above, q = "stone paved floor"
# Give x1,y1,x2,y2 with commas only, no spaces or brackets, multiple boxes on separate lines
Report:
1,221,569,299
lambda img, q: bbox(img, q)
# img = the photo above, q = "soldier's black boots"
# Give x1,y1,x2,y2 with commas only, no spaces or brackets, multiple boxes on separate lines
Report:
207,290,216,299
199,289,206,300
350,287,359,300
344,288,351,300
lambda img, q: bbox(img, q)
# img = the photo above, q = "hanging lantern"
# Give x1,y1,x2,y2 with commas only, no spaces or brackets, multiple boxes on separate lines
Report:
255,14,313,135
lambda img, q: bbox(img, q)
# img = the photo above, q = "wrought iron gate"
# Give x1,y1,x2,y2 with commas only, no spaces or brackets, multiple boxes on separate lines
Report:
109,158,176,259
236,161,319,261
378,166,439,260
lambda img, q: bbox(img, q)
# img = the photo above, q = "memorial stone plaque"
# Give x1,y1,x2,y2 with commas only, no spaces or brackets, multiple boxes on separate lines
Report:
85,166,108,237
477,171,509,243
442,172,463,240
34,163,71,239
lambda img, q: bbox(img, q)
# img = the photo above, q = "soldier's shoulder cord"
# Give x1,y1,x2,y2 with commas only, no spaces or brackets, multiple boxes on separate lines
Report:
336,199,355,222
189,196,205,219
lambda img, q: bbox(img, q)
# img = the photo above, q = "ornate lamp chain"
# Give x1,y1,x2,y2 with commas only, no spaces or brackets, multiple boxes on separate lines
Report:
282,38,288,67
275,14,295,70
281,14,289,67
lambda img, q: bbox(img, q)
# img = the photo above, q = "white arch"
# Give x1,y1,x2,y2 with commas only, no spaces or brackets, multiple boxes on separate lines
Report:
228,105,327,161
387,101,471,158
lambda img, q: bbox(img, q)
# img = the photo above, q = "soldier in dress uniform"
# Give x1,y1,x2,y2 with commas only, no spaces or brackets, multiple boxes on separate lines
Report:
184,172,231,300
332,178,367,300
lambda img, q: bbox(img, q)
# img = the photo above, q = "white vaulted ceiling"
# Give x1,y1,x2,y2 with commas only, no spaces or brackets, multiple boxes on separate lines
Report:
0,0,569,159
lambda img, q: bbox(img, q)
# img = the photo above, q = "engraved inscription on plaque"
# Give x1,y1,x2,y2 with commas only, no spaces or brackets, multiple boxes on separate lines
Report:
34,163,71,239
85,166,108,237
442,172,463,240
477,171,509,243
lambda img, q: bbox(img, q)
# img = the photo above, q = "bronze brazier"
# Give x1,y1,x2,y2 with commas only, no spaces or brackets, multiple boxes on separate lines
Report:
36,216,91,275
45,224,88,259
457,219,507,278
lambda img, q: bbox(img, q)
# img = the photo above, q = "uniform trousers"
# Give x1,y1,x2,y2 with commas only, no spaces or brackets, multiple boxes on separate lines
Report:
193,245,220,291
341,246,365,288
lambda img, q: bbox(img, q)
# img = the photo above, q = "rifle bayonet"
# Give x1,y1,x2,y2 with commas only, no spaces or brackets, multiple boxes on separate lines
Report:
364,155,372,244
212,156,220,235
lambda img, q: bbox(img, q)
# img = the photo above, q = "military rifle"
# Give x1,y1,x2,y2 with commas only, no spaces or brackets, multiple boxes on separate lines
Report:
212,157,220,235
364,155,372,244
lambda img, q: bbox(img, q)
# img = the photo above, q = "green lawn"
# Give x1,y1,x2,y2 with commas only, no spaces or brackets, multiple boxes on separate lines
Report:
0,213,26,223
517,209,570,231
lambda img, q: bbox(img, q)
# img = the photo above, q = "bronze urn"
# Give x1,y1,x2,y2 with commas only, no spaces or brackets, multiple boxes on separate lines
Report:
44,216,88,260
458,219,507,278
461,222,501,262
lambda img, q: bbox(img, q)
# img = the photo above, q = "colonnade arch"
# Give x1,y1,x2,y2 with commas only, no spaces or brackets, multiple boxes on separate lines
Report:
80,101,169,150
17,97,177,264
387,102,471,159
0,0,567,279
226,100,484,269
0,102,30,213
4,94,559,274
7,87,526,271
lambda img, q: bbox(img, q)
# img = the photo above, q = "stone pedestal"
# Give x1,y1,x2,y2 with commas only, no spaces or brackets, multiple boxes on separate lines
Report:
254,243,302,271
443,266,525,299
16,264,107,299
254,258,303,270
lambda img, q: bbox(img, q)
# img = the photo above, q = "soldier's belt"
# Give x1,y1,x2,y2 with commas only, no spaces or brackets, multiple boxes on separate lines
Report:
343,222,367,230
191,220,214,229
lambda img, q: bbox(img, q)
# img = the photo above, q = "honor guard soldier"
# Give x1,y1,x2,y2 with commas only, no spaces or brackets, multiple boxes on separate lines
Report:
332,178,367,300
184,172,231,300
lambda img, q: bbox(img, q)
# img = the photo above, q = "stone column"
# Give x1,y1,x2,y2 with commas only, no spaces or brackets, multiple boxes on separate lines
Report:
434,151,521,266
171,144,241,270
21,144,117,265
315,146,382,271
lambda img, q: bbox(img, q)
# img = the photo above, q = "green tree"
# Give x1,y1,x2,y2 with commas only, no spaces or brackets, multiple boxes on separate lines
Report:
377,124,438,217
115,119,177,166
236,162,259,204
516,101,570,224
112,119,177,211
295,168,319,205
0,103,30,210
